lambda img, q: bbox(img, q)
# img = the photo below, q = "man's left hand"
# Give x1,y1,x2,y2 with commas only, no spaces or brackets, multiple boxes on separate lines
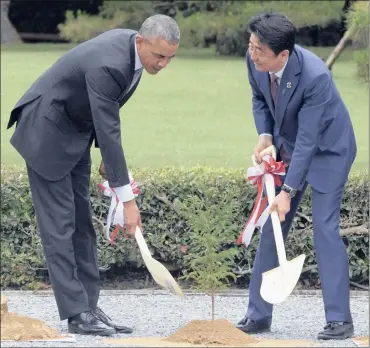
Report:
269,191,291,222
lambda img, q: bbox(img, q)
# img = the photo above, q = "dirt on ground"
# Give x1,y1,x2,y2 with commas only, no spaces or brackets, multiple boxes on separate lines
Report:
352,336,369,347
104,318,319,347
0,296,65,342
163,319,257,346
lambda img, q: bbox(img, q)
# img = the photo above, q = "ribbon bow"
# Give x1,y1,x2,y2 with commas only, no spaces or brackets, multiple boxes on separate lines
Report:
98,172,140,245
236,155,286,247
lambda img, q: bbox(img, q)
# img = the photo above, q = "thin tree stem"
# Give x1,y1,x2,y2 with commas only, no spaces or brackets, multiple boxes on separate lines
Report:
211,294,215,321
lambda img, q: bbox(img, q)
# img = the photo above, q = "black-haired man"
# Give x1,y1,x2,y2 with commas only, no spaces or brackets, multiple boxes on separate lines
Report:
237,12,356,341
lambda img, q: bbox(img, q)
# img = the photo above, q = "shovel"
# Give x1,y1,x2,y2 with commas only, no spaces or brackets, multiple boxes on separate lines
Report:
134,226,184,296
252,145,305,304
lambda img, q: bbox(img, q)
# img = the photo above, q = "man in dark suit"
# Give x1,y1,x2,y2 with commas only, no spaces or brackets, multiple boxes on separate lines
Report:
236,12,357,340
7,14,180,336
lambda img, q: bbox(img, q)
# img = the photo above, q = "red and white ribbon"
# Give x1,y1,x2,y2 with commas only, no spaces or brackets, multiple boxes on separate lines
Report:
236,155,286,247
98,172,140,245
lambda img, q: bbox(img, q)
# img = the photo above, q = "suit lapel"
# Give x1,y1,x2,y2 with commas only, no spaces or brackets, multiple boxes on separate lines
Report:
261,73,275,118
120,74,142,107
275,50,301,130
118,33,138,103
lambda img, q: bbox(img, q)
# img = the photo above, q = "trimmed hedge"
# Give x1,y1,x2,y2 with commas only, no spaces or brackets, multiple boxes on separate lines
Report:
1,166,368,290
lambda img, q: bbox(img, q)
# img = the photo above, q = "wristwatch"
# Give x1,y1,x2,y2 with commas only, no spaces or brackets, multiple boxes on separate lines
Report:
281,184,297,198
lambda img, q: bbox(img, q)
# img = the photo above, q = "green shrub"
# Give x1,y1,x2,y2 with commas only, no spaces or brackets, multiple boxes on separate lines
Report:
176,0,345,55
345,1,369,83
58,1,157,43
0,172,45,289
353,49,369,84
1,166,368,290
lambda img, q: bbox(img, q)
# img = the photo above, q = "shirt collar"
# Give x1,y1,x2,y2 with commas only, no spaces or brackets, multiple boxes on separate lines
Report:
269,58,288,79
134,35,143,71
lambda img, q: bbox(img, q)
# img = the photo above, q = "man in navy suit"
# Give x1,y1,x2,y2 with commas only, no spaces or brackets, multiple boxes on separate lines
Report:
237,12,357,340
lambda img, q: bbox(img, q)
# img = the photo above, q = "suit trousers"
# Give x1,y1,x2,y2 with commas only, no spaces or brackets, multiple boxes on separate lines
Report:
246,181,352,324
26,146,100,320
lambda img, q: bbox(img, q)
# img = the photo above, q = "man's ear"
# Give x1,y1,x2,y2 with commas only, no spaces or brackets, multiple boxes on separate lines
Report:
281,49,290,60
136,34,144,45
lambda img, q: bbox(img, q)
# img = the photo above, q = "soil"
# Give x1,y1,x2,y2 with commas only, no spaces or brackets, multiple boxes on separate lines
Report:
352,336,369,347
105,337,319,347
104,319,319,347
1,296,8,316
163,319,257,346
0,296,65,342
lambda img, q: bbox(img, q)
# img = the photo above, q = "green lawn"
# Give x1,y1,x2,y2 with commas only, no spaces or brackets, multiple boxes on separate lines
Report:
1,44,368,173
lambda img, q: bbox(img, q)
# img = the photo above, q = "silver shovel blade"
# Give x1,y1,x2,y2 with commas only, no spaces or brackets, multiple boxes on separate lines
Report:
260,254,306,304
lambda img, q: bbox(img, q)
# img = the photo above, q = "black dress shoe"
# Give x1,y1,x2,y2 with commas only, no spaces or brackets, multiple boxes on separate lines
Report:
237,315,272,334
68,310,116,336
317,322,354,340
92,306,133,334
237,313,249,327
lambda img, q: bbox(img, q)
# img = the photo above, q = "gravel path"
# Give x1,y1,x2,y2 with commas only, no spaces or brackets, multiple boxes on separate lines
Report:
1,290,368,347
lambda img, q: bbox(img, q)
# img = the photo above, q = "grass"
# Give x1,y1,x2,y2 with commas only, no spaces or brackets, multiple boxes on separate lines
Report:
1,44,368,173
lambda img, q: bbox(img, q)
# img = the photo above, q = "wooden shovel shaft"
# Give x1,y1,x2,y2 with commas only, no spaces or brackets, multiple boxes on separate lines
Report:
264,173,287,264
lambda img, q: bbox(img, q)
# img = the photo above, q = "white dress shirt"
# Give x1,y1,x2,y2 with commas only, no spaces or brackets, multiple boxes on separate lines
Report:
112,36,143,202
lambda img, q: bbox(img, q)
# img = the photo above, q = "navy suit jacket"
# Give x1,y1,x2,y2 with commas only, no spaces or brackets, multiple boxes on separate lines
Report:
246,45,357,193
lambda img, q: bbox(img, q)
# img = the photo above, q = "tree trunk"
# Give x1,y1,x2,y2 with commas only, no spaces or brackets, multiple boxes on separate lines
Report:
1,1,21,44
325,27,354,70
211,294,215,321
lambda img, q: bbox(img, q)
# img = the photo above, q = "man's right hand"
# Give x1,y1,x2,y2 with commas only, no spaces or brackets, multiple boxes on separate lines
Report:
254,135,273,164
99,160,107,180
123,199,142,237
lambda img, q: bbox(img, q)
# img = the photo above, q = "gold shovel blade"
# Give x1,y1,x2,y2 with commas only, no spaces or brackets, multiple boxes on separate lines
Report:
260,254,306,304
142,252,184,296
135,228,184,296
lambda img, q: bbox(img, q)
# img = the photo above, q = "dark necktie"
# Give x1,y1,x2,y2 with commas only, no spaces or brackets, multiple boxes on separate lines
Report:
270,73,279,106
270,73,291,166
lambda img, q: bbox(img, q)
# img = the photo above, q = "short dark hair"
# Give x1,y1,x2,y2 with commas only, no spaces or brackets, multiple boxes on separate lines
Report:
247,12,296,56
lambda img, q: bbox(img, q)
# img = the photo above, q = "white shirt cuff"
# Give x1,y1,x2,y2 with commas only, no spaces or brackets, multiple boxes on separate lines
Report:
260,133,273,137
114,184,135,202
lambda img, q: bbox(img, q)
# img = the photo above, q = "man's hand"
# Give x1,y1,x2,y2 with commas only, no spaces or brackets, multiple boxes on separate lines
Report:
99,160,107,180
254,135,273,163
123,199,142,237
269,191,291,222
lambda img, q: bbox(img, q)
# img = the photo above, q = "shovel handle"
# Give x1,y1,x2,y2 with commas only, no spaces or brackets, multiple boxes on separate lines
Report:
252,145,287,264
251,145,277,166
134,226,152,257
264,174,287,264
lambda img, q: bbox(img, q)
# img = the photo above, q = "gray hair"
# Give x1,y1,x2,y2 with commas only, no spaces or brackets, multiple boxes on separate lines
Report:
138,14,180,45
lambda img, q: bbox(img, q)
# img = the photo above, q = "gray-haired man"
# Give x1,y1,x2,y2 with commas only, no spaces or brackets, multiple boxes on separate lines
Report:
7,14,180,336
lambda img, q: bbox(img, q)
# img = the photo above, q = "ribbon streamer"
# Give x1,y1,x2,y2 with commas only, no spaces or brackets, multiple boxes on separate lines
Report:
98,172,140,245
236,155,286,247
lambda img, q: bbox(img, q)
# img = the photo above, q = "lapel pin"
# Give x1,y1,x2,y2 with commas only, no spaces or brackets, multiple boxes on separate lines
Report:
287,82,292,88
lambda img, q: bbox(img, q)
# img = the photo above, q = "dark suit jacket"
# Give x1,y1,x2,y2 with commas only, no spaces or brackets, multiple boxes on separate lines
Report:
8,29,141,188
246,45,357,193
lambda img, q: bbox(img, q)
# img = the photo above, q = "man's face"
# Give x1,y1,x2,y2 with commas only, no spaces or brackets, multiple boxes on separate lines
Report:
248,34,288,72
136,35,178,75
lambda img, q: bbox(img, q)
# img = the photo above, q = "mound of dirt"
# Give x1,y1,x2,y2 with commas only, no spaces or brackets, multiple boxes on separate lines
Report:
163,319,257,346
1,296,8,316
0,296,64,342
352,336,369,347
104,318,319,347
